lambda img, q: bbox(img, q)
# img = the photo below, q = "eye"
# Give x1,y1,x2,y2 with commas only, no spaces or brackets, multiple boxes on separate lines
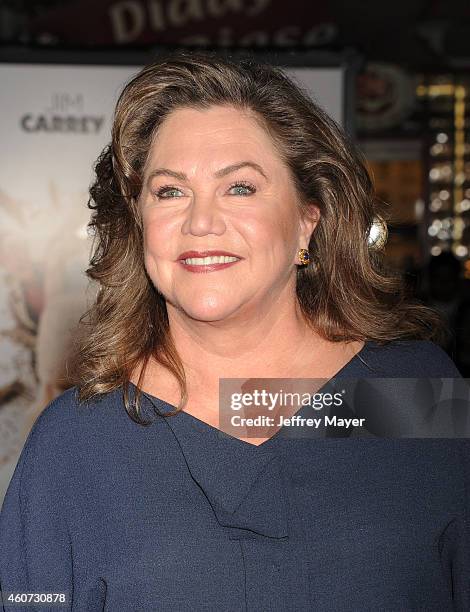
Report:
153,185,184,199
228,181,256,196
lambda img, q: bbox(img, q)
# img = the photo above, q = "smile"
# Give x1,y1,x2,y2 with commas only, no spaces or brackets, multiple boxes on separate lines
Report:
178,255,241,272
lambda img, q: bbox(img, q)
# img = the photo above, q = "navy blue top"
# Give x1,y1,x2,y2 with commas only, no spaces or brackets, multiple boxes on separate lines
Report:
1,340,469,611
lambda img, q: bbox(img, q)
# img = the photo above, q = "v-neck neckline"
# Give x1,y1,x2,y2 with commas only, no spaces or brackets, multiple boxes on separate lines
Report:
129,340,372,449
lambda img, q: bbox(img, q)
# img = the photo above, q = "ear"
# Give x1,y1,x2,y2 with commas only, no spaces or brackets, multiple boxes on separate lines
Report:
298,203,320,248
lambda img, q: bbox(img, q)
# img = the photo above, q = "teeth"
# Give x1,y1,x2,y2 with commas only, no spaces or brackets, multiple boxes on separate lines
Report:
183,256,239,265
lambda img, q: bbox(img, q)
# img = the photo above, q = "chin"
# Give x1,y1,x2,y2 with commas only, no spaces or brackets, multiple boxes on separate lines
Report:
176,295,243,322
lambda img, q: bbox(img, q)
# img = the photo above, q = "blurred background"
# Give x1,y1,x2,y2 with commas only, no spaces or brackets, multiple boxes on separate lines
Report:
1,0,470,503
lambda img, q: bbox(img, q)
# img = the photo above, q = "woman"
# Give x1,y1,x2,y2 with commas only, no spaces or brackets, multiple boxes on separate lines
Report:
0,50,467,611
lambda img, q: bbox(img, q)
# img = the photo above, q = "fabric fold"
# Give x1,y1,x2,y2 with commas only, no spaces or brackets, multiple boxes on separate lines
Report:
139,391,289,539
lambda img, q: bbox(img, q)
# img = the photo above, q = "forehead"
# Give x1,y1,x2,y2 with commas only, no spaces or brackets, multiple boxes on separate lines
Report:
146,105,283,167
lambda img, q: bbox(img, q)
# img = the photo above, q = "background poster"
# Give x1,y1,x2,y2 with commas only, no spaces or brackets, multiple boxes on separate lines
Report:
0,60,346,504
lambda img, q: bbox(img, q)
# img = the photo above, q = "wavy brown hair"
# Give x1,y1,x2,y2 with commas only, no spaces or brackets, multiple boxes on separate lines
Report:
69,49,447,425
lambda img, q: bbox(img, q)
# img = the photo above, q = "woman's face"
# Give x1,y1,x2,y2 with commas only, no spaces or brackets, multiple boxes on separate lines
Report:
139,104,319,323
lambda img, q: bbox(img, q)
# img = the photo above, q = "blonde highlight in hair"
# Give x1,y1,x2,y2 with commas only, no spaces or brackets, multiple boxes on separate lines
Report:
69,49,447,424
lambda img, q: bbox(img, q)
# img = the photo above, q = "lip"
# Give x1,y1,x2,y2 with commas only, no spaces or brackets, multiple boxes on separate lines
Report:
176,250,243,274
177,250,243,261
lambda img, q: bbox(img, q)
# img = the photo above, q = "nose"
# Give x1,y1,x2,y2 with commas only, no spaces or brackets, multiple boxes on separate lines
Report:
181,193,226,237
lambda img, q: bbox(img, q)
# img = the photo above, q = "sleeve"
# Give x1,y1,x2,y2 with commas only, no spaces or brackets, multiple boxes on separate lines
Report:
439,440,470,611
0,412,73,612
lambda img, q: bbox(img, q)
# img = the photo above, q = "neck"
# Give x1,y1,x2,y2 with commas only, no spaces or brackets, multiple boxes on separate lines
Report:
165,293,323,383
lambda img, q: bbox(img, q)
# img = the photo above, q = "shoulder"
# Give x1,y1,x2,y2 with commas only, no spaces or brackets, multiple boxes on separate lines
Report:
20,386,137,461
361,339,462,377
5,385,155,498
29,386,117,435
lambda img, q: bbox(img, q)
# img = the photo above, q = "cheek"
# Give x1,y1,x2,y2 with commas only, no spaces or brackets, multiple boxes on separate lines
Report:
242,207,298,257
143,231,158,259
141,223,173,282
237,208,281,243
142,217,172,259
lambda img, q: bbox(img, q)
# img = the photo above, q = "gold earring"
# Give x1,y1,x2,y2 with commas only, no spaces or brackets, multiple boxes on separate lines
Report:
298,248,311,265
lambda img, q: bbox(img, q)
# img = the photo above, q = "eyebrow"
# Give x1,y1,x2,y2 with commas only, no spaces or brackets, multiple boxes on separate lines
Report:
146,161,268,185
